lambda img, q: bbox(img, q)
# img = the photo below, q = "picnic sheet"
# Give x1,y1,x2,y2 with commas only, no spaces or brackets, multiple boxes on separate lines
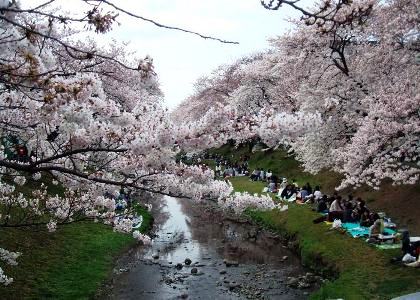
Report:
410,237,420,243
341,222,396,238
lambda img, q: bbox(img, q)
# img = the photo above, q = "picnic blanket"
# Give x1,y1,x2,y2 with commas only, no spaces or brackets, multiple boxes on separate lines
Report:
410,237,420,243
341,222,396,238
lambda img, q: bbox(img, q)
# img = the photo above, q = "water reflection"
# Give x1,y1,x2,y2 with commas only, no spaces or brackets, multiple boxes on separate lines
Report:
109,196,311,300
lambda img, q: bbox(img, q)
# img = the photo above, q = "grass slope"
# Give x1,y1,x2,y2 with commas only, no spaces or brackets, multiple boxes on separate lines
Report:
210,145,420,233
244,197,420,299
214,145,420,299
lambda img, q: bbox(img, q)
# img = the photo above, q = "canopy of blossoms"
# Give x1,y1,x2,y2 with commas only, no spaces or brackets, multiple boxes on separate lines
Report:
174,0,420,190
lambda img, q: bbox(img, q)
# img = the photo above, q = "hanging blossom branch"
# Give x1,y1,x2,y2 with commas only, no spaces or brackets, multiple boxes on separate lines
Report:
1,0,239,44
90,0,239,44
261,0,374,33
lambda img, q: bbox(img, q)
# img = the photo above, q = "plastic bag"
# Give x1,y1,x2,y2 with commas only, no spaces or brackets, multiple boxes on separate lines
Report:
402,253,416,263
332,219,342,229
280,205,288,212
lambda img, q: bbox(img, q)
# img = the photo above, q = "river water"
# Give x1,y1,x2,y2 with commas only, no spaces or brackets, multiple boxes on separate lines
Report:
104,196,316,299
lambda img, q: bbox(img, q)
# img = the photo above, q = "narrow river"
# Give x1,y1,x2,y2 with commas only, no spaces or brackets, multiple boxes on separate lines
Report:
105,196,316,299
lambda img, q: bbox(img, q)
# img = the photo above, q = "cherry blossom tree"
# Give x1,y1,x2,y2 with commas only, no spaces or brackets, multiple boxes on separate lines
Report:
175,0,419,189
171,54,264,123
0,0,240,284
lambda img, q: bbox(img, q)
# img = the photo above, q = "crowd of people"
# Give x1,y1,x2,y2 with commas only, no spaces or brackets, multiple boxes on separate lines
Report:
214,154,251,178
211,157,420,265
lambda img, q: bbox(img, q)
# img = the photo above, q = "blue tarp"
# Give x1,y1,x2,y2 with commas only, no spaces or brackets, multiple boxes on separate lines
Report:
341,222,396,238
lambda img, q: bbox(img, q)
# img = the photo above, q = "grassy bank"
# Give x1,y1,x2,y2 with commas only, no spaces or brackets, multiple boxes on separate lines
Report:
214,145,420,299
209,144,420,234
244,200,420,299
0,178,153,299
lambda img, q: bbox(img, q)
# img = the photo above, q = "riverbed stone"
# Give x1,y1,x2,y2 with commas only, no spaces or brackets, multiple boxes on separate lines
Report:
219,269,227,274
286,277,299,288
175,263,183,270
297,281,311,289
305,272,317,283
118,268,129,273
191,267,198,274
228,282,241,291
223,259,239,267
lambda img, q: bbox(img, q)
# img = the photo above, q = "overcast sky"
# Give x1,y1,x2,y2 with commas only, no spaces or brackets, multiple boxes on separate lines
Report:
26,0,305,109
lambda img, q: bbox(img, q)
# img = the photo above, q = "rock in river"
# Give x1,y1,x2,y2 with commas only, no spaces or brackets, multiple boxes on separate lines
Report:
223,259,239,267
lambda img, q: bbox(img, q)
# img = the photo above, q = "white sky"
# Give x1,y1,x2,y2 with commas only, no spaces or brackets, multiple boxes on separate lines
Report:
25,0,306,110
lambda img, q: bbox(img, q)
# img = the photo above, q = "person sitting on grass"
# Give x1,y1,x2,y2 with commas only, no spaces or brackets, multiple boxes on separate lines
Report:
250,168,260,181
328,195,344,222
279,178,288,190
347,194,357,208
299,184,310,202
343,202,355,222
400,231,420,262
268,179,277,193
360,210,372,227
351,198,369,223
215,163,222,177
313,186,322,201
306,182,313,195
271,174,278,183
369,216,385,239
280,184,297,201
368,212,382,227
260,169,266,181
317,195,328,213
266,169,273,182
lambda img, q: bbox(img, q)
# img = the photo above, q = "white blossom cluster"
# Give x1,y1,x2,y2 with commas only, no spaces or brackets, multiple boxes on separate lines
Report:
219,192,275,215
0,248,21,285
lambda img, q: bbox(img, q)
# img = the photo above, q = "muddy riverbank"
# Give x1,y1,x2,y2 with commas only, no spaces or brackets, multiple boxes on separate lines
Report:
100,196,322,299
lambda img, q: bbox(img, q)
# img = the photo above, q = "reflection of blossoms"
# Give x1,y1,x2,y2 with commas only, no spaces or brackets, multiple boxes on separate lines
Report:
46,220,57,232
133,231,152,245
0,267,13,286
0,248,21,286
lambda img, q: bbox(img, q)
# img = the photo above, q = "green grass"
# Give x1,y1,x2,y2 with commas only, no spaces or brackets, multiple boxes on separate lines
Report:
209,144,420,233
0,223,133,299
210,144,341,191
228,174,420,299
0,176,153,299
247,206,420,299
0,207,153,299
